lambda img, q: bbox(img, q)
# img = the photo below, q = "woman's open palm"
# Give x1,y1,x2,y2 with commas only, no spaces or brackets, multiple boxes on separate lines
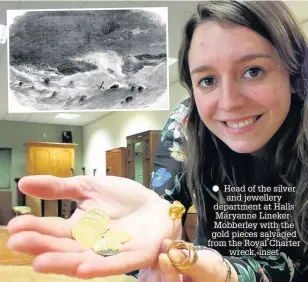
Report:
7,175,180,279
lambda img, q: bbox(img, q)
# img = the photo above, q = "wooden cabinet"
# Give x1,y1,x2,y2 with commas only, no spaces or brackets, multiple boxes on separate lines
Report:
26,141,77,217
126,130,161,188
0,191,12,225
106,147,127,177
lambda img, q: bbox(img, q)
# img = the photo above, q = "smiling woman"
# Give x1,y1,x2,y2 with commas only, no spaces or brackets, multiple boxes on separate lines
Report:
189,21,292,154
178,0,308,241
150,0,308,281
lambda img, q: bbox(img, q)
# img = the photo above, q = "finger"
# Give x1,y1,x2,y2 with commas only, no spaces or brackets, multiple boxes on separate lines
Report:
168,248,188,264
158,254,180,277
76,250,154,279
167,245,226,282
138,267,160,282
163,274,183,282
159,239,186,276
7,231,85,256
32,252,92,277
7,215,72,238
160,270,183,282
160,238,173,253
159,243,193,282
18,175,89,201
138,267,182,282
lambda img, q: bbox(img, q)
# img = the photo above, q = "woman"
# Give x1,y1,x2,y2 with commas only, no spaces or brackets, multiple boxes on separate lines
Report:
7,1,308,281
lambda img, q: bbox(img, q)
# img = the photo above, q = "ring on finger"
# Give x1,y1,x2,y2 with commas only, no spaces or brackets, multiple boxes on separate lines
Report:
167,239,198,270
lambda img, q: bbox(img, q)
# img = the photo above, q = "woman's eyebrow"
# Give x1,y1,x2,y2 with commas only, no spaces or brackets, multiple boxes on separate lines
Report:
236,52,272,63
190,53,272,75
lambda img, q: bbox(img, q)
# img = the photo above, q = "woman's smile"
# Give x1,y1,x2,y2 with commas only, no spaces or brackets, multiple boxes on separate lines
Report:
220,114,263,134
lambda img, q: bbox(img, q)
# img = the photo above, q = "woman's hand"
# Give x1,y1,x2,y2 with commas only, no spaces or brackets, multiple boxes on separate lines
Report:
7,175,182,279
138,239,238,282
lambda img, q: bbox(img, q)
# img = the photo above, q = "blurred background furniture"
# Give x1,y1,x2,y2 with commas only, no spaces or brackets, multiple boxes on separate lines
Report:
106,147,127,177
126,130,161,188
0,192,12,225
12,177,31,217
26,141,77,217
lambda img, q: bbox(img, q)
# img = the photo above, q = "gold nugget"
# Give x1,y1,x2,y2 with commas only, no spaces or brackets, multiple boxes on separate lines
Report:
167,201,198,270
169,201,186,241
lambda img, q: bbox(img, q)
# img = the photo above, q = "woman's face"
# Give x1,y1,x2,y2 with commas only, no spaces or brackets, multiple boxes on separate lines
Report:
188,21,291,154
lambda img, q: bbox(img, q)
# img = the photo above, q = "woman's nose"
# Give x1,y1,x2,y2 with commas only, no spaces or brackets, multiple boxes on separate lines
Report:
217,79,246,111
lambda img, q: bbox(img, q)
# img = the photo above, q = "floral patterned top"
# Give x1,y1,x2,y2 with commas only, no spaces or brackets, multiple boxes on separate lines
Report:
150,98,308,282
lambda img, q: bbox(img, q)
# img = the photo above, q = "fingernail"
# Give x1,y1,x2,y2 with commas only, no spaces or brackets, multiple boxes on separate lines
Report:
168,248,186,264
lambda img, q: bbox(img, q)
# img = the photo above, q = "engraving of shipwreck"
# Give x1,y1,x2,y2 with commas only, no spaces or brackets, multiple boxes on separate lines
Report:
8,8,168,112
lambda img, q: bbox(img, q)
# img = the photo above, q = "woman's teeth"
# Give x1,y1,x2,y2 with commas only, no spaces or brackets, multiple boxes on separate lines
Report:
225,116,258,129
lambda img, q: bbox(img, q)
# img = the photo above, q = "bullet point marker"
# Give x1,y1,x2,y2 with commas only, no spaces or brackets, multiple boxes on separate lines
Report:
212,185,219,192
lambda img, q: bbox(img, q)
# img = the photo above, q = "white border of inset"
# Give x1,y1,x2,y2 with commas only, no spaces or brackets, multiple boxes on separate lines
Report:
7,7,170,113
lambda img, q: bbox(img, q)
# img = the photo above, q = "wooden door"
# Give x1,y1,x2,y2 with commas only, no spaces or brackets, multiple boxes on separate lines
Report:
27,146,54,175
56,147,76,219
126,131,161,188
44,147,74,217
53,148,74,177
27,145,55,217
106,148,127,177
26,142,77,217
127,140,134,180
143,131,160,188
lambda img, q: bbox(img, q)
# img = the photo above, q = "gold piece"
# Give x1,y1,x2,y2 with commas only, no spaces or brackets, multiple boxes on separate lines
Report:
71,208,130,256
71,208,110,246
72,218,105,240
93,237,122,256
169,201,186,220
167,239,198,270
85,208,109,218
82,216,108,231
167,201,197,269
73,225,104,248
84,209,110,228
169,201,186,241
83,214,110,233
103,229,132,244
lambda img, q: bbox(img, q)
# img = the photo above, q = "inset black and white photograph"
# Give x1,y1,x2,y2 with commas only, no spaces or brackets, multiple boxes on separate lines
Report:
7,7,168,113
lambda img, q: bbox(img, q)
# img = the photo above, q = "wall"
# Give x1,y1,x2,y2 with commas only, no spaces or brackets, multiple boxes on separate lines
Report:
0,120,83,206
83,81,189,177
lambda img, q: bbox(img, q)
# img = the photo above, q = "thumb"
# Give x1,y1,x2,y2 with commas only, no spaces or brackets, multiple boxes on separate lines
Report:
158,249,195,282
158,253,184,282
159,239,190,280
168,247,188,265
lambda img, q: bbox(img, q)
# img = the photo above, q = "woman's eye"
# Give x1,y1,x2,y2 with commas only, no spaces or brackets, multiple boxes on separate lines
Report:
243,67,264,79
198,77,215,87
